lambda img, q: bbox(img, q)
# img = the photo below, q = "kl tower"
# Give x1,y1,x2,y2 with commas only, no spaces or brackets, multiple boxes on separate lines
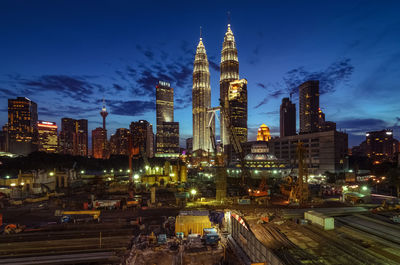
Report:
100,98,108,130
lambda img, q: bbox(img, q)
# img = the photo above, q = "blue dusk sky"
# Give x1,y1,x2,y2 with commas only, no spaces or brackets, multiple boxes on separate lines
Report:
1,0,400,148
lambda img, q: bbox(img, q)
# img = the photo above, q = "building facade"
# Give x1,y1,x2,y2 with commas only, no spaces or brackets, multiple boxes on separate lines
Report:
228,79,248,143
92,127,107,159
156,121,179,157
130,120,154,158
156,81,174,133
269,130,348,174
299,80,319,134
192,35,213,152
37,121,58,153
7,97,38,155
280,97,296,137
59,118,88,156
220,23,239,147
366,129,399,163
109,128,131,156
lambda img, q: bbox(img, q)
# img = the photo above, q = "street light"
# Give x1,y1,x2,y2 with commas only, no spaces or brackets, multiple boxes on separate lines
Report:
133,174,140,180
80,170,85,174
49,172,54,176
362,186,368,191
190,189,197,195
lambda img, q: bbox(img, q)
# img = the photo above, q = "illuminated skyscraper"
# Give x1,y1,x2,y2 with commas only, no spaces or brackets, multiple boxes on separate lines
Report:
130,120,154,158
110,128,131,156
37,121,58,153
192,32,213,152
7,97,38,155
59,118,88,156
220,23,239,147
92,127,107,159
299,80,319,134
280,97,296,137
228,79,247,143
156,81,179,157
257,124,271,141
156,81,174,133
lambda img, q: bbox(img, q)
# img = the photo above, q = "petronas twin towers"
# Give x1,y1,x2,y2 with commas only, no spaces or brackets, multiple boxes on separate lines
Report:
192,23,246,153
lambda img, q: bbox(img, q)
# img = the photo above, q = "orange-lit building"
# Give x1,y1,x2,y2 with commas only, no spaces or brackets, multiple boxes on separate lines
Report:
37,121,58,153
92,127,107,159
256,124,271,141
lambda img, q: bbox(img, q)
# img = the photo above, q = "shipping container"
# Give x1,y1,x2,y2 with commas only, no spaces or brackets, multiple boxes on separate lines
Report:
304,211,334,230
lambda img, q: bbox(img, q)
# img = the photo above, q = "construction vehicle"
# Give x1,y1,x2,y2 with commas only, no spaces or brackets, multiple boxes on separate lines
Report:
4,224,25,234
55,210,100,223
202,228,220,245
248,177,270,203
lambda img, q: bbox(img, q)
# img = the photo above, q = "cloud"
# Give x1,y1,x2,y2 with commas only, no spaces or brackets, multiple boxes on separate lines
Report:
255,58,354,109
256,83,266,89
107,100,155,116
12,75,103,103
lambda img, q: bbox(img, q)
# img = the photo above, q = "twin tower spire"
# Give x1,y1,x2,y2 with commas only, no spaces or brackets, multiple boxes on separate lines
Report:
192,23,240,153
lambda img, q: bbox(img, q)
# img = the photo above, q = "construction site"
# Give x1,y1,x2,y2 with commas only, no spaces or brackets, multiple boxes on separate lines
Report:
1,102,400,265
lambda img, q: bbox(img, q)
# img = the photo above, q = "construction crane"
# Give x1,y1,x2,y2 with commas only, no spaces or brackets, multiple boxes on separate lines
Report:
220,99,251,186
289,142,309,205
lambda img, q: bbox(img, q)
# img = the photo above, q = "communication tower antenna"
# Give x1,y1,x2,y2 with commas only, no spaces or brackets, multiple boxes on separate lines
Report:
227,11,231,25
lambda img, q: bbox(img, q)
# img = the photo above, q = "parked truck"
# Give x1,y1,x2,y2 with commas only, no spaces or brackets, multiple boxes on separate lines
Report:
202,228,220,245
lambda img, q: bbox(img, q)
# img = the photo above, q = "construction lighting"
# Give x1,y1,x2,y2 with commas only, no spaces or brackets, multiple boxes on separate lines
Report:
133,174,139,180
190,189,197,195
49,172,54,176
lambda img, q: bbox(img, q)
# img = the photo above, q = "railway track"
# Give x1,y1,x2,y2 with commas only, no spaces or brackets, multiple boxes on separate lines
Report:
336,216,400,245
0,227,136,243
302,224,396,265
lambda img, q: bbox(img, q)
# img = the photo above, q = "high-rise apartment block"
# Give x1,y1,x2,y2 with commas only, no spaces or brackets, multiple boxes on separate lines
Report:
280,97,296,137
59,118,88,156
37,121,58,153
299,80,319,134
192,34,213,152
92,127,107,159
156,121,179,156
130,120,154,158
366,129,399,163
109,128,131,156
7,97,38,155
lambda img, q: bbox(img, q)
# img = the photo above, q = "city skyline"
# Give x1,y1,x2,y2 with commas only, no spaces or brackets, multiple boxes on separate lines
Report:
1,1,400,147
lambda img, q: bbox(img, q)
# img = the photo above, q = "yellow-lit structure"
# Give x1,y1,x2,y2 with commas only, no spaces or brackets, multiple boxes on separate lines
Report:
256,124,271,141
175,215,212,236
141,161,187,185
